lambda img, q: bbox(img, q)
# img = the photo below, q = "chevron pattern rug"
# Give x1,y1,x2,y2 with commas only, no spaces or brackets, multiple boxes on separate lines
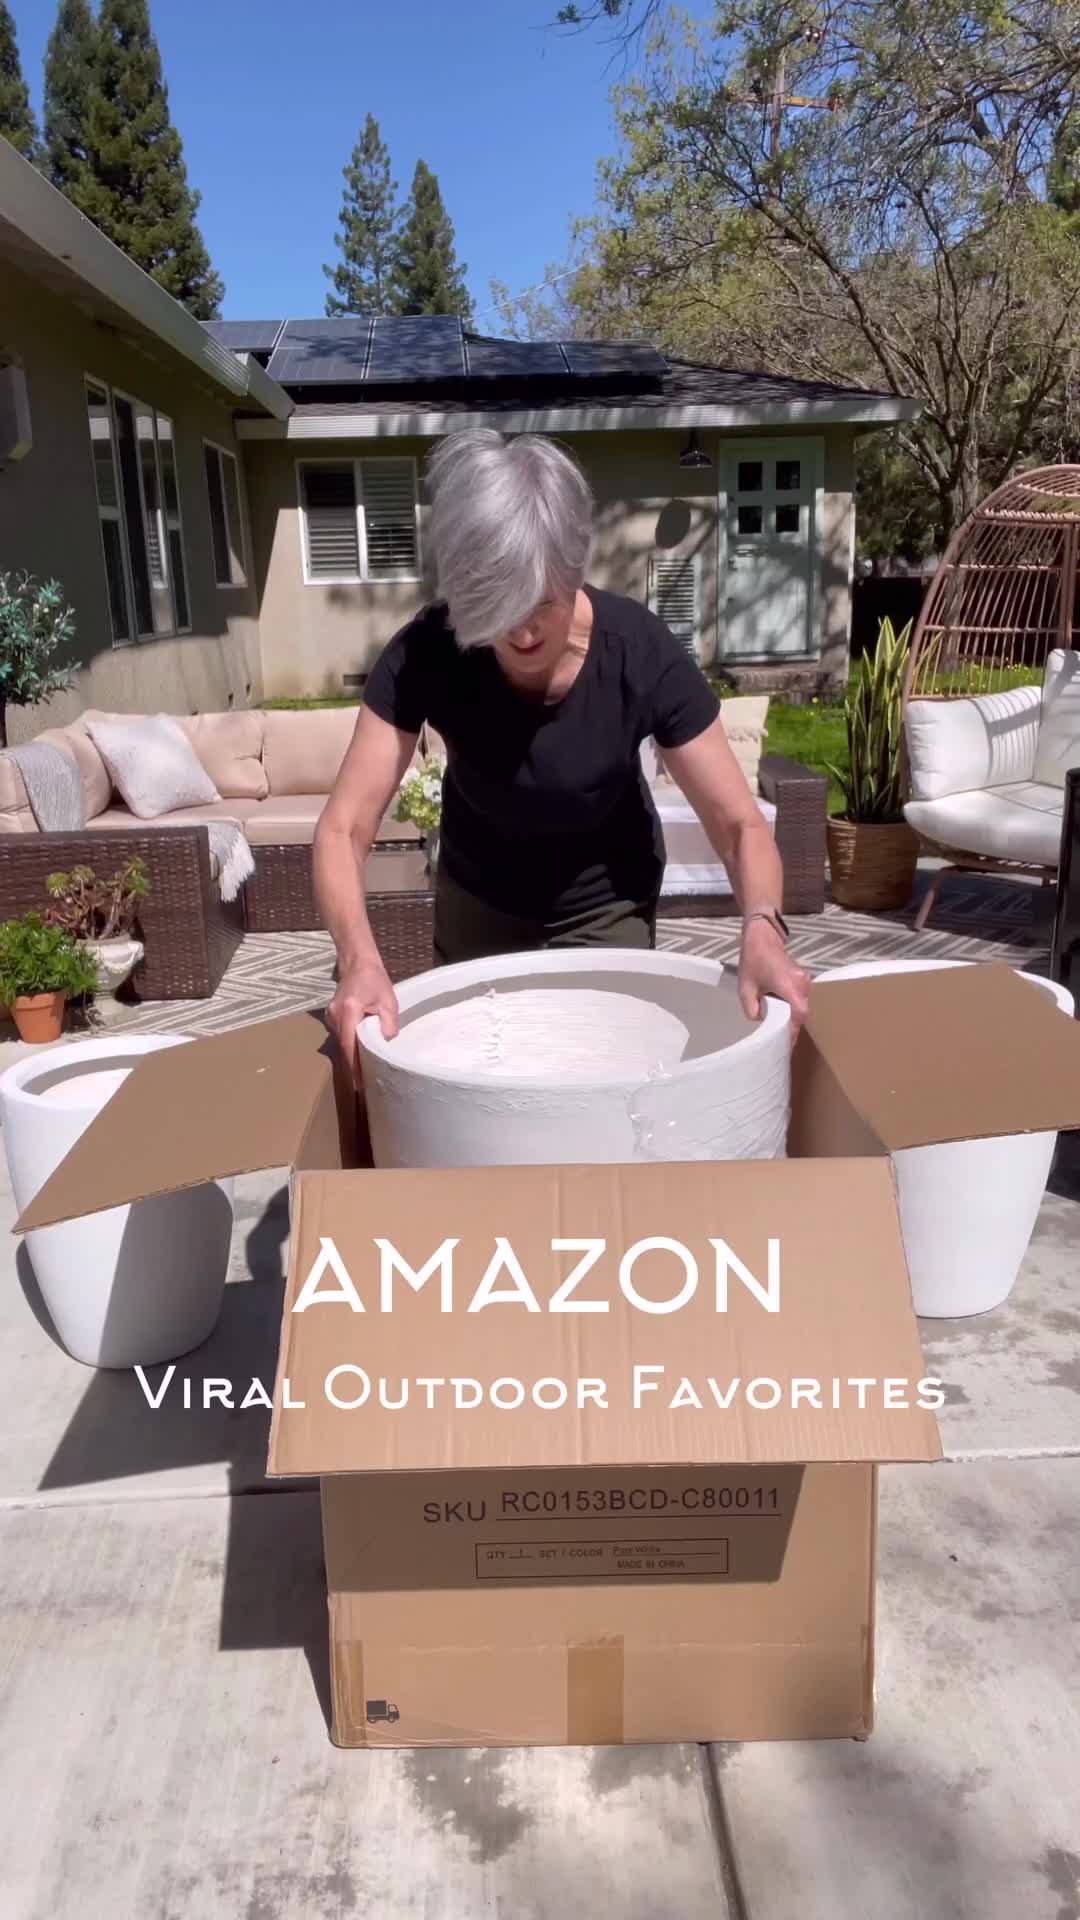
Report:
119,872,1053,1039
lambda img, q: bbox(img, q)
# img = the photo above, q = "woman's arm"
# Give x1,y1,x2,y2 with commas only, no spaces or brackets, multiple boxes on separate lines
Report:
660,717,811,1028
314,705,419,1054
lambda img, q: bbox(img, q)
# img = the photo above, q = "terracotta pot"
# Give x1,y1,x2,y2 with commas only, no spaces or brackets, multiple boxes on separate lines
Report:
12,991,67,1045
827,816,919,912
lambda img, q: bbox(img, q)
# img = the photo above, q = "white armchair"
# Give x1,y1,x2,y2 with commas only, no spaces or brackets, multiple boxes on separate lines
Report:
903,647,1080,926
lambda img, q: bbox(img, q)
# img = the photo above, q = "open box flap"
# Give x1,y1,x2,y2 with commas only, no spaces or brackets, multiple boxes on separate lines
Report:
806,964,1080,1151
13,1012,338,1233
267,1157,942,1477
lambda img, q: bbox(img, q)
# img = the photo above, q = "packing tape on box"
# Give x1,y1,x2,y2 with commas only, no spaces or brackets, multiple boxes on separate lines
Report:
566,1639,625,1745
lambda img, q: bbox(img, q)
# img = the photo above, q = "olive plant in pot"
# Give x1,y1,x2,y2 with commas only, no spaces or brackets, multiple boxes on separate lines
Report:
0,914,98,1044
45,857,148,1020
826,617,920,911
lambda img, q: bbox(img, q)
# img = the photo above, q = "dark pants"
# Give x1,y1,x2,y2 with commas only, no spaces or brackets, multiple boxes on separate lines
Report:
432,865,659,967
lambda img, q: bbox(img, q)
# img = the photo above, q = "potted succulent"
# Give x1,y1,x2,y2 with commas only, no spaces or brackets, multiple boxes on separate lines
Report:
395,756,445,873
45,856,148,1018
827,617,920,912
0,913,98,1044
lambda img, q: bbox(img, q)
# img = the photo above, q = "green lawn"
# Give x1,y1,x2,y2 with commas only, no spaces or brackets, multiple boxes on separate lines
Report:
761,700,849,814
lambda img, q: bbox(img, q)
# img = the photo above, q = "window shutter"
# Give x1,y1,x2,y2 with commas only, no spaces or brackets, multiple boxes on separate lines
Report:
302,464,360,579
361,459,419,580
648,554,701,660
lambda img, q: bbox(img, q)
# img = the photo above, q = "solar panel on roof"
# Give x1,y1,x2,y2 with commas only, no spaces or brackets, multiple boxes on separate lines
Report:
267,316,374,385
366,314,465,383
204,320,285,354
560,340,669,379
465,335,570,378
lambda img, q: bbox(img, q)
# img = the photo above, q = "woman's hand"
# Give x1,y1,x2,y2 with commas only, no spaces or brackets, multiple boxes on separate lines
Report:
737,919,811,1032
327,955,400,1073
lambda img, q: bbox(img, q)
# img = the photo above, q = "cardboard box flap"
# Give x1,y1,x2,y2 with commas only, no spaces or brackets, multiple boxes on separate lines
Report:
14,1012,337,1233
268,1158,942,1477
806,964,1080,1150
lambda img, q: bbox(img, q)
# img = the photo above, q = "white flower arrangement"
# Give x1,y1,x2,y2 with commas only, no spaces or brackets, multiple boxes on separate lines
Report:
395,755,446,834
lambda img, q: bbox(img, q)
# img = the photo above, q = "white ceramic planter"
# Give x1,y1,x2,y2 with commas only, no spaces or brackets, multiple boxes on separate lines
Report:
0,1034,235,1368
86,935,143,1025
814,959,1074,1318
359,948,791,1169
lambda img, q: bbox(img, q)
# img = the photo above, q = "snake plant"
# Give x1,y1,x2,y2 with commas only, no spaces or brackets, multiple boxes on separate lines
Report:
829,617,913,824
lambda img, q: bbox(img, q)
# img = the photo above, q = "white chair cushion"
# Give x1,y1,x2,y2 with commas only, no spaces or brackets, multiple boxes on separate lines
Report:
904,686,1041,801
655,793,777,895
84,715,221,820
1033,648,1080,789
904,781,1063,866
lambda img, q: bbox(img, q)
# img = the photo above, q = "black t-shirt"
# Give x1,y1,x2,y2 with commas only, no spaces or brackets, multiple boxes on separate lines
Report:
363,584,720,919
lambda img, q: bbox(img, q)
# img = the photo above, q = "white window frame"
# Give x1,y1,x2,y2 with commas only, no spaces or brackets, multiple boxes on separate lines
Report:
297,456,422,587
204,438,249,588
84,376,192,646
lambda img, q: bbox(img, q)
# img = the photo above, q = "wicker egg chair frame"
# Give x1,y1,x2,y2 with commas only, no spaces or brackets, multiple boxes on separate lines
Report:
901,465,1080,926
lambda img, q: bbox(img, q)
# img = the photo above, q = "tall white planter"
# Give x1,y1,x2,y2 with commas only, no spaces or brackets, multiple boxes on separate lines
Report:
814,960,1074,1318
0,1035,235,1369
359,949,791,1170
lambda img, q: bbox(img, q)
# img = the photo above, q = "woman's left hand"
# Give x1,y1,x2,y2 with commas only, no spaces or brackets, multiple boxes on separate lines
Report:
738,919,811,1032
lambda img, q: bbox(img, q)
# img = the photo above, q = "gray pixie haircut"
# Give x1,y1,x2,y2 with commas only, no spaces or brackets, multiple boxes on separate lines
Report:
425,429,594,648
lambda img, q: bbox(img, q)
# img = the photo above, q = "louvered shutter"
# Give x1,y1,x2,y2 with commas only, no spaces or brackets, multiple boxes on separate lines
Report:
648,555,701,659
361,459,419,580
302,464,360,579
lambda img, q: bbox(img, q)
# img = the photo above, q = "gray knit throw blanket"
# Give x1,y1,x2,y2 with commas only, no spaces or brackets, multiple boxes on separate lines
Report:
3,741,254,904
5,741,85,829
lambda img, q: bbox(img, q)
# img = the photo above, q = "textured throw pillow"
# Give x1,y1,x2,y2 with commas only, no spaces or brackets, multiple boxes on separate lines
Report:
84,714,221,820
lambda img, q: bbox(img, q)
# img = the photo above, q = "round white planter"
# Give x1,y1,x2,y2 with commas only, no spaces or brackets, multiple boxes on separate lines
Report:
359,948,791,1169
815,959,1074,1318
0,1034,235,1368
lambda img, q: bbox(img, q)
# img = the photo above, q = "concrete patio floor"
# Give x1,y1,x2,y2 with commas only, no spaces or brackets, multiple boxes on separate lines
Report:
0,891,1077,1919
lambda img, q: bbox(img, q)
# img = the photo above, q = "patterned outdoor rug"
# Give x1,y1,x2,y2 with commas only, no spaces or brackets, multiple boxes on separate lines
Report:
120,871,1054,1039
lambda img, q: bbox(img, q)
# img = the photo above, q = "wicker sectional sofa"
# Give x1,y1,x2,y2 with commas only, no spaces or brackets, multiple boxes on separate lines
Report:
0,701,826,1001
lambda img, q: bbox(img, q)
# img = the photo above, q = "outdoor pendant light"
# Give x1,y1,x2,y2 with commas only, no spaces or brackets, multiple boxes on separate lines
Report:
679,431,712,469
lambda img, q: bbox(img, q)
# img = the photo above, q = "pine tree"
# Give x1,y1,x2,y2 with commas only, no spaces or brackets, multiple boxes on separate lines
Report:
0,2,42,163
324,113,398,317
390,160,472,319
77,0,224,318
43,0,97,199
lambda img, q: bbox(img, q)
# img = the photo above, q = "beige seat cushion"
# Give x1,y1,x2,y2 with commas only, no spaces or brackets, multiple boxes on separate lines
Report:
178,711,269,800
36,724,113,819
904,781,1062,866
262,707,361,795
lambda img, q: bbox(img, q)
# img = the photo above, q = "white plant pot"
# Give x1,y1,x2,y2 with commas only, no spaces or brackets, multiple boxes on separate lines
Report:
814,960,1074,1318
0,1034,234,1368
359,948,791,1169
87,935,143,1024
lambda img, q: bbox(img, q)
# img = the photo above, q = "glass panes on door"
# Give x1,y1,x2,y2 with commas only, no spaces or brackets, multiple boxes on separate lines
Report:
85,384,189,642
86,382,131,644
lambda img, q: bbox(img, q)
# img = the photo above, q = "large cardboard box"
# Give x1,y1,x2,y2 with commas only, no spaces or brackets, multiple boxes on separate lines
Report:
19,964,1080,1749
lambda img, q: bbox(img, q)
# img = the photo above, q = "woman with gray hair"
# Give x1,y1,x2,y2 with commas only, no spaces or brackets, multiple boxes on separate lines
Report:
315,429,809,1052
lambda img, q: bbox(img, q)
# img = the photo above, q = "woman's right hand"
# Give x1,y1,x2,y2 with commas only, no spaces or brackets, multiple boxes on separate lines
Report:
327,956,400,1070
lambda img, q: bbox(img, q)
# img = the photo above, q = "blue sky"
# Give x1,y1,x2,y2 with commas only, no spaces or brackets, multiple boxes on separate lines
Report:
13,0,651,324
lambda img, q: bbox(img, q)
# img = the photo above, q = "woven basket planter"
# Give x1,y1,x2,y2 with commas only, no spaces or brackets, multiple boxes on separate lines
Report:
827,816,919,912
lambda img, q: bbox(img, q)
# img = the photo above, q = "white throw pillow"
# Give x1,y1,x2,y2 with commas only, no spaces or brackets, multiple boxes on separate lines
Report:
85,714,221,820
904,686,1041,801
1033,648,1080,789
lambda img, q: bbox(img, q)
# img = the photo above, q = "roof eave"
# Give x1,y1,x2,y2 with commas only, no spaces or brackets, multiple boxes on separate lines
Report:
236,394,922,440
0,141,293,421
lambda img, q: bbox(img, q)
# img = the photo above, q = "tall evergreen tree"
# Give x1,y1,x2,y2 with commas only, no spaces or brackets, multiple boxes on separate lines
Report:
43,0,97,199
0,2,42,162
75,0,224,317
390,160,472,319
324,113,398,316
